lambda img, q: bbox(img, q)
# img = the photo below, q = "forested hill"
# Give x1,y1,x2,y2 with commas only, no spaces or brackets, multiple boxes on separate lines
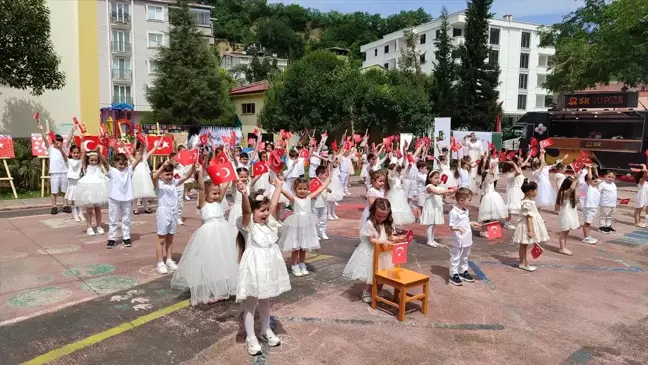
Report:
201,0,431,65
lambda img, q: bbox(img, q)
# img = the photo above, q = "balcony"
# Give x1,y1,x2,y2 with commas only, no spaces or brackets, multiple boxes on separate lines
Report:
111,13,131,26
112,69,132,82
111,41,131,54
112,96,133,105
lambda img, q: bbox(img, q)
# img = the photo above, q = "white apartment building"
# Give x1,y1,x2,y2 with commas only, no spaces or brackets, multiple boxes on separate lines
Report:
360,11,555,120
220,51,289,83
97,0,214,122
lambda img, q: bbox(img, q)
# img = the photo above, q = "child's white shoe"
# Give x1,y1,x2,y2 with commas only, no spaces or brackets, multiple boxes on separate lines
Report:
165,259,178,271
156,262,168,274
245,336,262,355
361,290,372,303
299,263,309,276
327,215,336,221
291,265,303,277
177,218,184,225
320,232,329,240
96,227,105,235
260,329,281,347
86,227,95,236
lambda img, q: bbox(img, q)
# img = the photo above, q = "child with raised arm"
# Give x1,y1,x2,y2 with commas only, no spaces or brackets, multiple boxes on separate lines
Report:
38,123,74,214
75,146,110,235
106,151,142,249
582,165,600,244
421,170,455,247
556,176,580,255
633,165,648,227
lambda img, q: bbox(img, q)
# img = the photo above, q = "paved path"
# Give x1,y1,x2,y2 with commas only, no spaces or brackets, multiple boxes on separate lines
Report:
0,178,646,365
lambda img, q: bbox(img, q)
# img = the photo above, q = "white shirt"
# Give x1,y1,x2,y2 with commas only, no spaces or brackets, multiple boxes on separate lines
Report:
173,167,185,192
598,181,617,207
584,184,601,208
555,173,566,191
339,156,352,174
286,158,303,178
449,206,472,248
296,157,305,176
458,168,471,188
157,178,179,211
48,145,67,173
309,155,321,177
67,159,82,180
491,157,500,176
108,166,134,202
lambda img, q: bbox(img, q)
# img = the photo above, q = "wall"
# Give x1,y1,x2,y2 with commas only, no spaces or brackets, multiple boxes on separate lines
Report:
231,93,265,137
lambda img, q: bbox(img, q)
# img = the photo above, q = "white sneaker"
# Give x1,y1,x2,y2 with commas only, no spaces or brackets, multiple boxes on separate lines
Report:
260,329,281,347
300,264,310,276
177,218,184,225
335,202,340,206
184,195,191,201
320,233,329,240
96,227,105,235
582,236,598,244
504,222,515,230
156,262,168,274
361,290,372,303
86,227,96,236
426,241,441,248
245,336,263,355
165,259,178,271
291,265,303,277
328,215,336,221
519,264,536,272
333,215,340,220
80,214,86,222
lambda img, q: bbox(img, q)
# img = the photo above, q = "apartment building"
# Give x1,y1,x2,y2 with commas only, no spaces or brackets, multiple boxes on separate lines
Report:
97,0,214,122
220,51,289,83
360,11,555,119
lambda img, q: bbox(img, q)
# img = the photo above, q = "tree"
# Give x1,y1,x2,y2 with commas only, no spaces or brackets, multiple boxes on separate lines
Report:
454,0,500,130
245,54,280,83
398,28,421,74
255,17,305,60
430,7,457,118
0,0,65,96
146,0,234,125
540,0,648,93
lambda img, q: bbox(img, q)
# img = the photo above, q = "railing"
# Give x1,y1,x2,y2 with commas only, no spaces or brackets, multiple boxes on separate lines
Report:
111,41,132,53
112,69,132,80
111,13,131,25
112,96,133,105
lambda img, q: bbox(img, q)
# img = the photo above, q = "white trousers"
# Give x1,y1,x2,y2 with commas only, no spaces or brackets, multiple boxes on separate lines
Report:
449,245,472,276
314,206,328,234
599,206,615,227
340,173,350,193
108,198,132,240
176,188,184,220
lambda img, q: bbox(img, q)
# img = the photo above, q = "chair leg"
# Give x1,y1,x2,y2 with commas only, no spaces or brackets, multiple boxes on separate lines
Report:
398,286,406,321
421,282,429,315
371,281,378,309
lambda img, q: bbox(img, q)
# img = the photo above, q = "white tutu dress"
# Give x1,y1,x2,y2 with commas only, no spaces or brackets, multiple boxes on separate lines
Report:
506,173,525,214
559,200,580,231
253,171,271,195
534,166,556,207
278,197,320,251
387,175,415,225
478,174,508,222
513,199,549,244
74,165,109,207
326,167,344,202
343,220,393,284
360,188,385,233
635,181,648,209
236,216,291,302
65,159,82,201
171,202,238,305
439,162,457,189
227,182,250,226
131,161,156,199
420,185,445,225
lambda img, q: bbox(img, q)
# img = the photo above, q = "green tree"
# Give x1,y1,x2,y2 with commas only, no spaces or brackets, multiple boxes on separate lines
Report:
540,0,648,93
454,0,500,130
430,7,456,118
398,28,421,74
146,0,234,125
0,0,65,96
245,54,280,83
381,8,432,34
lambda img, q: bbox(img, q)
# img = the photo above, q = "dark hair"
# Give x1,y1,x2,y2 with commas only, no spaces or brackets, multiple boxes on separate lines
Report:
289,150,299,158
426,170,440,186
169,152,177,159
162,163,175,173
368,198,394,239
234,146,242,153
55,134,63,142
135,140,144,151
259,150,268,160
293,177,309,192
112,153,128,164
177,145,185,150
68,145,80,158
416,160,427,170
455,187,472,201
236,167,249,176
441,147,448,153
556,176,576,208
556,162,565,171
240,152,249,160
249,191,270,211
521,179,538,194
367,153,376,162
315,165,327,176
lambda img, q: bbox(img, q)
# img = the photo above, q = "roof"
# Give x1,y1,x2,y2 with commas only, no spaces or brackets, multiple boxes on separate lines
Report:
229,81,270,96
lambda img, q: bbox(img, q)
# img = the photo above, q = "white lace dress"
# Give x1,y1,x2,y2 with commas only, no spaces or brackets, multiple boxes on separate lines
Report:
534,166,557,207
132,161,156,199
326,167,344,202
278,197,320,251
387,175,415,225
478,174,508,222
513,200,549,244
171,202,238,305
506,173,525,214
559,199,580,231
343,220,393,284
74,165,109,207
635,181,648,208
236,216,291,302
420,185,445,225
360,188,385,233
439,161,457,189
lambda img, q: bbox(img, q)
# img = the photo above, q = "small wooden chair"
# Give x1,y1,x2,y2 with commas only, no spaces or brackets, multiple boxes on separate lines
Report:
371,244,430,321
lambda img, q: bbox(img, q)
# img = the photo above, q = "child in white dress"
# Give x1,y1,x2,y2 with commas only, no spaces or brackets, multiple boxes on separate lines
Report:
228,167,253,227
312,165,331,239
343,198,403,303
75,147,110,236
327,158,344,220
65,145,83,222
532,151,557,209
131,140,157,215
582,165,601,244
503,157,526,229
633,165,648,227
171,165,238,305
553,163,567,214
556,176,579,256
279,177,331,277
236,178,291,356
415,160,429,218
512,181,549,272
421,170,454,247
360,170,386,233
387,164,415,226
438,155,457,190
478,169,508,222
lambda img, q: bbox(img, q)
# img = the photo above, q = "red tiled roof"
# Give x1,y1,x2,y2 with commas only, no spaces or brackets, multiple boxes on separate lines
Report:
229,81,270,95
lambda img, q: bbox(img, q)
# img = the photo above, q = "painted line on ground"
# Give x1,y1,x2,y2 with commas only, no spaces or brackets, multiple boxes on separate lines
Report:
273,315,505,331
304,254,333,264
468,260,495,290
596,248,633,268
474,261,643,273
563,349,593,365
21,299,190,365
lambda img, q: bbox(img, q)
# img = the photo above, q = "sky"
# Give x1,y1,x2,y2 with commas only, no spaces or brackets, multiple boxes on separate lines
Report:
268,0,585,25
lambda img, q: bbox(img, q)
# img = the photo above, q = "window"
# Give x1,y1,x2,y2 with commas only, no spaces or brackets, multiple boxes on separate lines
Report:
518,74,528,90
420,54,426,64
190,10,210,26
148,59,158,74
521,31,531,48
111,30,130,52
384,45,389,53
435,29,441,38
112,58,131,79
537,74,547,88
517,94,527,110
452,28,462,37
148,32,164,48
488,50,499,66
420,34,426,44
147,5,164,21
111,2,130,23
520,53,529,69
374,49,378,57
113,85,132,104
384,63,389,70
489,28,500,45
242,103,255,115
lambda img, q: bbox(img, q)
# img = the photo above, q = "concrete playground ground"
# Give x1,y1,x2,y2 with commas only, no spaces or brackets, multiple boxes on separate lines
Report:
0,177,647,365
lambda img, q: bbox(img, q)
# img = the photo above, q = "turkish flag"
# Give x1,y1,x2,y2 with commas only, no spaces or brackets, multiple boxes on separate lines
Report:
253,128,260,136
72,117,87,134
499,151,506,161
485,222,502,240
299,149,310,160
147,135,174,154
570,161,584,173
135,124,142,133
540,138,554,149
175,149,198,165
269,151,285,174
82,136,108,157
248,137,256,146
331,140,338,152
222,136,231,146
206,163,237,185
48,131,56,143
0,135,15,158
211,151,229,165
136,131,147,145
531,243,544,259
353,134,362,143
392,242,408,265
253,161,269,176
199,133,209,146
309,137,316,147
440,174,449,184
343,141,352,151
506,151,516,160
309,177,323,193
274,149,285,158
618,198,630,205
407,154,414,163
117,142,134,155
404,229,413,244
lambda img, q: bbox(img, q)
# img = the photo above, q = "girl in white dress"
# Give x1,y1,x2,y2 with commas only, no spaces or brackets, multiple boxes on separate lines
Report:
279,177,331,277
236,178,290,356
512,180,549,272
478,170,508,222
327,158,344,220
387,164,415,226
75,147,110,236
65,145,83,222
421,170,455,247
438,155,457,191
171,165,238,305
131,140,157,215
463,134,484,193
503,157,528,229
360,170,386,234
556,176,579,256
343,198,404,303
532,150,557,208
415,160,429,218
633,165,648,227
553,163,567,214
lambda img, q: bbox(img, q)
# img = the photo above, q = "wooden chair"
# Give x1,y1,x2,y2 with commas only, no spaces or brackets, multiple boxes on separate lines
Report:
371,244,430,321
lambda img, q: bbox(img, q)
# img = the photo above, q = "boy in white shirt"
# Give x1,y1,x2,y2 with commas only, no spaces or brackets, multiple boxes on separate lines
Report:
448,187,481,286
339,151,353,195
598,170,618,233
169,153,186,225
285,150,304,193
582,165,600,244
37,124,71,214
106,153,140,249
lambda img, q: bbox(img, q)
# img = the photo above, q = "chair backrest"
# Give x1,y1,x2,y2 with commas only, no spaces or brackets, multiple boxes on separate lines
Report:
372,242,394,275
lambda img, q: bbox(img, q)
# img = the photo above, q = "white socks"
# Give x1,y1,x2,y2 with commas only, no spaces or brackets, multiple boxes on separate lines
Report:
427,225,436,243
244,297,271,339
